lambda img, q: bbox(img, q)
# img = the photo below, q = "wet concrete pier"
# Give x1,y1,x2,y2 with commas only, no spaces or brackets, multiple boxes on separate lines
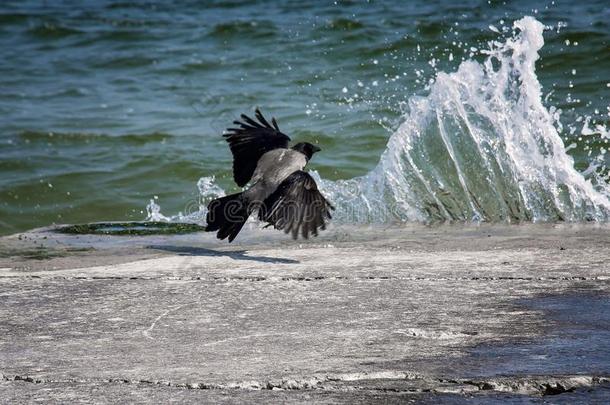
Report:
1,224,609,403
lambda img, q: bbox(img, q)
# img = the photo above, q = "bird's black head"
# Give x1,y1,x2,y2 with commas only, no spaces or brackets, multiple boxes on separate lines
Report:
291,142,321,161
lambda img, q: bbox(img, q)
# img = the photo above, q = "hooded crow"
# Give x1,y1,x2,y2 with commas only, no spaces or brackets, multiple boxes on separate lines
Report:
205,108,334,242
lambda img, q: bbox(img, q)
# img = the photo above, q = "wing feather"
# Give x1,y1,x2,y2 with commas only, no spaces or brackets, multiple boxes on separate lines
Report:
223,108,291,187
259,171,334,240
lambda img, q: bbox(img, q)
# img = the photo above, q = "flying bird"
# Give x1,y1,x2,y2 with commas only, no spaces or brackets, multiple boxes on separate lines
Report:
205,108,334,242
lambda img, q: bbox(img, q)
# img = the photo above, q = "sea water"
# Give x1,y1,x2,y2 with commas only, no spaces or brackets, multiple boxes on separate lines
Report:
0,1,608,233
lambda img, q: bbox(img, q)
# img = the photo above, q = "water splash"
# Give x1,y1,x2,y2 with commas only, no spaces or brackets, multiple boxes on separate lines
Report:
149,17,610,224
145,176,225,223
145,197,171,222
315,16,610,223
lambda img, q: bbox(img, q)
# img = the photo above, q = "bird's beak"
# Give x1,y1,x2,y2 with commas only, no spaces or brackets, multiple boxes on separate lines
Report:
313,145,321,153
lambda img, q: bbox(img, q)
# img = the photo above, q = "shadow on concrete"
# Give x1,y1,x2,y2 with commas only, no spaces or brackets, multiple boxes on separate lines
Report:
147,245,299,264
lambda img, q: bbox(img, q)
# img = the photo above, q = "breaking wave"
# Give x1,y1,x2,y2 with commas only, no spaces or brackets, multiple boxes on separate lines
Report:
149,17,610,224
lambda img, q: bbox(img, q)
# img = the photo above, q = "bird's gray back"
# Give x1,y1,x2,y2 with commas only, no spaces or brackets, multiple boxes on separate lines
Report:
246,149,307,201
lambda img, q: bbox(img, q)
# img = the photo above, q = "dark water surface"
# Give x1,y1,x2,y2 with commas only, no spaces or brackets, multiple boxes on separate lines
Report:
468,292,610,377
0,1,608,234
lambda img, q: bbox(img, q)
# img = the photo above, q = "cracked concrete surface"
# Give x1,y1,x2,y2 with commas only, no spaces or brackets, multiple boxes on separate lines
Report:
0,223,609,403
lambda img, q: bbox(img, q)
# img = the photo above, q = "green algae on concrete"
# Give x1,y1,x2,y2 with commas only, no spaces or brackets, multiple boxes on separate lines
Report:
0,246,66,260
54,221,206,236
0,245,93,261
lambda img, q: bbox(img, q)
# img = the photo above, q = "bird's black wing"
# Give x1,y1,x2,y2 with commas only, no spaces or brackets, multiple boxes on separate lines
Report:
223,108,291,187
259,171,334,239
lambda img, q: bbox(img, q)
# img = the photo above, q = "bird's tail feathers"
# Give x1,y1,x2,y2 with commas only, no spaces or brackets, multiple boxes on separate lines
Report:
205,192,252,242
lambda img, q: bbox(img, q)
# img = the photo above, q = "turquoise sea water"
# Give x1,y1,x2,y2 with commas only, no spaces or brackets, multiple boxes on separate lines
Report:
0,1,608,234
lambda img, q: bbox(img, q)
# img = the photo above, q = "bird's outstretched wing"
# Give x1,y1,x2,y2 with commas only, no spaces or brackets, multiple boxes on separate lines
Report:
223,108,291,187
259,171,334,239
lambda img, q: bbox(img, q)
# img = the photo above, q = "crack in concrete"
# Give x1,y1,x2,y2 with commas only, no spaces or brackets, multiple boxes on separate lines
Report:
142,303,194,340
0,275,606,282
2,372,608,396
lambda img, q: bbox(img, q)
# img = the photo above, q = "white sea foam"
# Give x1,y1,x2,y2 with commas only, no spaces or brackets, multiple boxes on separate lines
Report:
150,17,610,224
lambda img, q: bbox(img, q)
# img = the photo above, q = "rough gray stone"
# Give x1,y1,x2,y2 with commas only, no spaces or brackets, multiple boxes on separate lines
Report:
0,224,609,402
